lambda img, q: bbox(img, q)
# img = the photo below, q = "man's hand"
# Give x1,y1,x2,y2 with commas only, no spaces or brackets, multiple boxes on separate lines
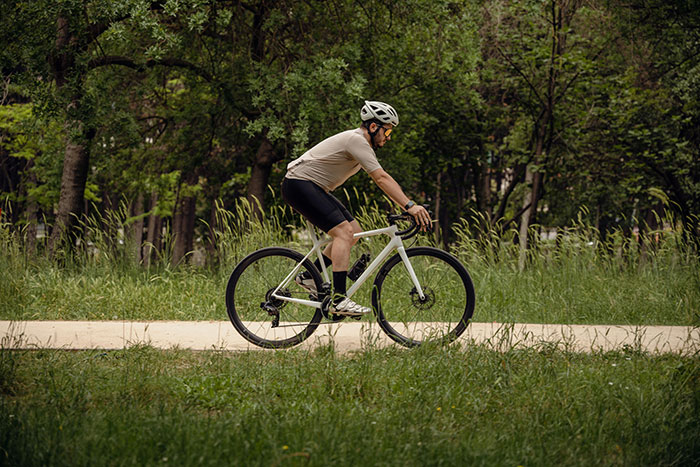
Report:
407,204,431,231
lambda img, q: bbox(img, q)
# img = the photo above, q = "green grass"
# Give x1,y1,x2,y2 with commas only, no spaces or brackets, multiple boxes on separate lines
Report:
1,202,698,325
2,203,698,466
1,343,699,466
2,255,696,325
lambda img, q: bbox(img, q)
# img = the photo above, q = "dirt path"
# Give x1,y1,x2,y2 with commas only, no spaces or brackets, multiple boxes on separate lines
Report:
2,320,698,354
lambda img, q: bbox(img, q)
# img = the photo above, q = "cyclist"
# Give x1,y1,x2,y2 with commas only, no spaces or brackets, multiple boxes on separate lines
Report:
281,100,431,316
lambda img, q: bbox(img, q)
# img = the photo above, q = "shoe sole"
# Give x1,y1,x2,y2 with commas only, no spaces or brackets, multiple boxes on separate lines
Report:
329,310,371,317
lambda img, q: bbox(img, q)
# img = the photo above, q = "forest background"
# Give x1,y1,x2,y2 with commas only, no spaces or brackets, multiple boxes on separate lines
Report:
1,0,699,266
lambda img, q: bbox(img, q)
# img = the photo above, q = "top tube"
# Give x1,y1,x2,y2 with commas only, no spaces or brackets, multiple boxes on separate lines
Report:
305,221,399,241
353,224,399,239
305,208,424,242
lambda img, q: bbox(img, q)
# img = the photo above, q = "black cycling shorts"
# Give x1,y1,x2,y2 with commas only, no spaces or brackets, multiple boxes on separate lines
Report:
281,177,354,233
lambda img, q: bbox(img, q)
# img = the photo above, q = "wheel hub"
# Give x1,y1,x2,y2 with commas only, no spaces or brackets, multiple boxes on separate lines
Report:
265,287,290,309
409,287,435,310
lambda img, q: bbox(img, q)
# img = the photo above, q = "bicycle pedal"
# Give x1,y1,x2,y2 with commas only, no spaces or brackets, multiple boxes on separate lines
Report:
320,295,345,322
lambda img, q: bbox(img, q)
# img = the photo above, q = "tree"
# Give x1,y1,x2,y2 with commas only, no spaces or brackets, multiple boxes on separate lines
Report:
480,0,614,267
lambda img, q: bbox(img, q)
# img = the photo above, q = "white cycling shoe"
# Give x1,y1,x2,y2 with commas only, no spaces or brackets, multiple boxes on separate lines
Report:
330,298,371,316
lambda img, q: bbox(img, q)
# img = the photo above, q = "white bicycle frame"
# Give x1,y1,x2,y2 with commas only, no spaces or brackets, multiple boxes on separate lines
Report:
270,220,425,308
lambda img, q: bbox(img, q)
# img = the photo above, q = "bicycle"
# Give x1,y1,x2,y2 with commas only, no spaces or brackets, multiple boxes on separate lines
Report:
225,208,476,349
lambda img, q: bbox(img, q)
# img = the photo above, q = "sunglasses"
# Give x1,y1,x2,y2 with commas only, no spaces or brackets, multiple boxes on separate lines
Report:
381,126,393,137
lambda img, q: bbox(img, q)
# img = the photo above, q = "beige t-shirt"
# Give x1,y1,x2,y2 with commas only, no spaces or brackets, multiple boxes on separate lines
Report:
285,128,382,192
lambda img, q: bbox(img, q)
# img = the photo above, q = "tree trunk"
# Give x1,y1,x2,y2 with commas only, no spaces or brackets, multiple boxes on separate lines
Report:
172,187,197,267
518,158,544,271
517,0,565,270
434,171,442,246
48,117,94,255
47,14,93,256
518,112,547,271
246,138,277,220
129,193,145,263
144,191,162,266
494,164,526,226
518,168,534,271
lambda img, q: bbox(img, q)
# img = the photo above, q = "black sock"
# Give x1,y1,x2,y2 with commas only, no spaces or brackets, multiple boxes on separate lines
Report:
333,271,347,298
314,254,333,271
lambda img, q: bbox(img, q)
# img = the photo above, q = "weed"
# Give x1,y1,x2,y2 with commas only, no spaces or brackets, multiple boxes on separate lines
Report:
1,347,699,465
0,203,697,325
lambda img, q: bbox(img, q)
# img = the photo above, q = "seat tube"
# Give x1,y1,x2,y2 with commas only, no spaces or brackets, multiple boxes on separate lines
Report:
397,246,425,300
307,221,330,282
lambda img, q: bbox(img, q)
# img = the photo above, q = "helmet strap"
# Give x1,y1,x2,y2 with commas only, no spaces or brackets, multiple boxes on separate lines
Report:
364,121,382,149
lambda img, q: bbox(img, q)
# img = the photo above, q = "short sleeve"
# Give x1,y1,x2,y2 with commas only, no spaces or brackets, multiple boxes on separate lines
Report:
346,132,382,173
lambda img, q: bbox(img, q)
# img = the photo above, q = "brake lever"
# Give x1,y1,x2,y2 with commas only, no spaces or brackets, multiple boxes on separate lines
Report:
388,205,434,237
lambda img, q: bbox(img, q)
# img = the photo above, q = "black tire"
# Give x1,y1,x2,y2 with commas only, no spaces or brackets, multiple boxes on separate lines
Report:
225,247,324,349
372,247,475,348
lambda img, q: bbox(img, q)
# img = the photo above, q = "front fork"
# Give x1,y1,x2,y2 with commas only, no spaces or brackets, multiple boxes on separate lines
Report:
396,246,426,300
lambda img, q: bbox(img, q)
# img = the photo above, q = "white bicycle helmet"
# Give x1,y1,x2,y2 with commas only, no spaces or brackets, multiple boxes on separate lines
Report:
361,100,399,126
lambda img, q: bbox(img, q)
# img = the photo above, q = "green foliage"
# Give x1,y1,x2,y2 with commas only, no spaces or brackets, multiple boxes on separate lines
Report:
0,104,39,160
246,56,365,155
0,103,65,210
2,0,700,259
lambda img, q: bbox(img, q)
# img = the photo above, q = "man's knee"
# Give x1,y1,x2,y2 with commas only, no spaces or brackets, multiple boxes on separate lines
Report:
349,221,362,245
329,222,355,243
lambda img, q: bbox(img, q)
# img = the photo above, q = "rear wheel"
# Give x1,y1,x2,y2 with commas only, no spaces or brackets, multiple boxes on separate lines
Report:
372,247,475,347
225,247,323,348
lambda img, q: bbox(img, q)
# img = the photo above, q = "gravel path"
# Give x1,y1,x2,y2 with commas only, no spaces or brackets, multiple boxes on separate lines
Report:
2,320,698,354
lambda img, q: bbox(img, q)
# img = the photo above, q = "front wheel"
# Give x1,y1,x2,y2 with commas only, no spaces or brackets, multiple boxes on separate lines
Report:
372,247,475,348
225,247,324,349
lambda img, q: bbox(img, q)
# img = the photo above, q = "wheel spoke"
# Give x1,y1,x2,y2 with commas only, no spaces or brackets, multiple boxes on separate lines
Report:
373,247,475,347
226,248,322,348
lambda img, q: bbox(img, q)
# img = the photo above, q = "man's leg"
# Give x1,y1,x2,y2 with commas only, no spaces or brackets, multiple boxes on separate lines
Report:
324,219,362,271
281,179,368,314
327,220,371,315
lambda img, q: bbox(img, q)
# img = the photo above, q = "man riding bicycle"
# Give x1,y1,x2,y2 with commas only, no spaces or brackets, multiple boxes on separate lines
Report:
281,100,431,317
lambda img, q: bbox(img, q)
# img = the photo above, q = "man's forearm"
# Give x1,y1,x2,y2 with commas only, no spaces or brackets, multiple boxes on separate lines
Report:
374,171,411,208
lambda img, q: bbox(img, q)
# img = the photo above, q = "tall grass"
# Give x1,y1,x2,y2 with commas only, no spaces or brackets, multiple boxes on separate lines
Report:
451,209,700,325
0,200,698,325
0,343,698,466
212,197,294,273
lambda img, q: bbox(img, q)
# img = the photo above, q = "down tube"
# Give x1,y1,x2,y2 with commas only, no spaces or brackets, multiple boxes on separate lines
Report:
345,235,400,298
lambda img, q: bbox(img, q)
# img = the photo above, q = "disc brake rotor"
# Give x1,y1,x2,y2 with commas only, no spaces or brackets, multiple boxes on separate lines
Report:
265,287,290,309
410,287,435,310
